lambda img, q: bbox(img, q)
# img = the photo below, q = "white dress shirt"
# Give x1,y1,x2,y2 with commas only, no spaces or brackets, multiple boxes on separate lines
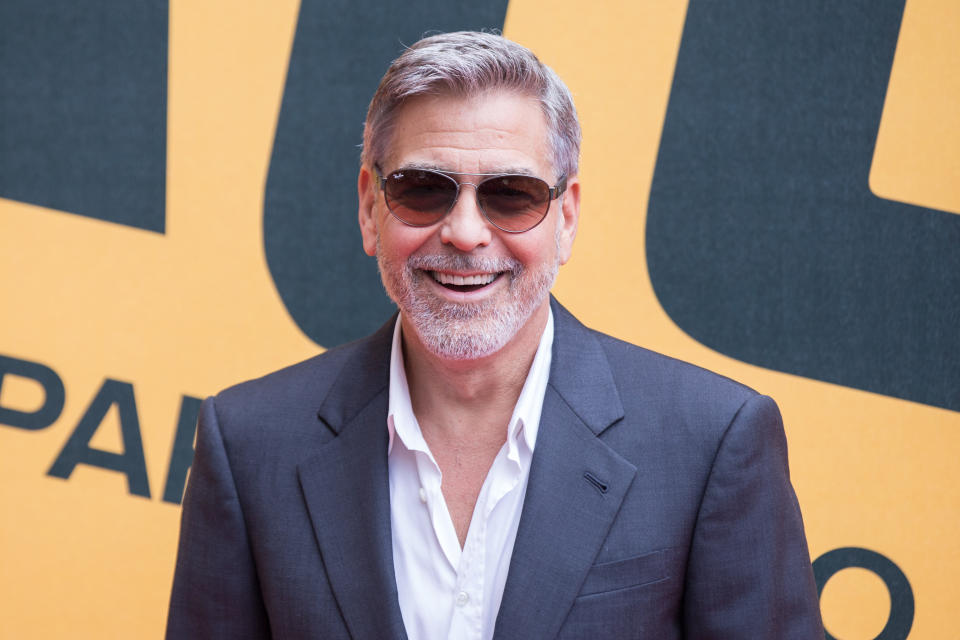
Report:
387,310,554,640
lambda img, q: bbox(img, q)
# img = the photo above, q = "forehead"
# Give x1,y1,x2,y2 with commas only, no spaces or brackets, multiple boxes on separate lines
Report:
383,90,554,177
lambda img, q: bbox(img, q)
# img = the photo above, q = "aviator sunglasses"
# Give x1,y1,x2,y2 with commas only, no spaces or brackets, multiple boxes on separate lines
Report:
375,166,567,233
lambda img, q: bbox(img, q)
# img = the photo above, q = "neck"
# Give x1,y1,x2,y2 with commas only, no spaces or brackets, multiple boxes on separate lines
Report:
401,300,549,444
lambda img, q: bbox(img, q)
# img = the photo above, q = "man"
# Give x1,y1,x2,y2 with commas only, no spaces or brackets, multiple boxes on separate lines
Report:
168,31,823,639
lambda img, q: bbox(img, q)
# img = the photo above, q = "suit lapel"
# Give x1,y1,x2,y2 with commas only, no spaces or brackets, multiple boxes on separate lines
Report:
297,318,408,640
294,303,633,639
494,300,637,640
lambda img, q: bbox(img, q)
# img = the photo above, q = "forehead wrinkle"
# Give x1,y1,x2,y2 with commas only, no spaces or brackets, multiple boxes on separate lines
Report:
395,130,544,154
424,124,529,136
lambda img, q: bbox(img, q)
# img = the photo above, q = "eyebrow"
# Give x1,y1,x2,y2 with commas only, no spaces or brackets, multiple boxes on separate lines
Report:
393,163,539,178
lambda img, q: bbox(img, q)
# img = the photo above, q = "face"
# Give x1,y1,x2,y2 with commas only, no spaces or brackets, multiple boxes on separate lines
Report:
358,90,580,361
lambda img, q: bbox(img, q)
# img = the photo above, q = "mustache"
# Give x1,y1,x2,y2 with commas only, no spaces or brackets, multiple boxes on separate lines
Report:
407,253,522,274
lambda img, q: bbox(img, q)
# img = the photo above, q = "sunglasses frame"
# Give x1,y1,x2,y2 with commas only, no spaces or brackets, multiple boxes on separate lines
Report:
374,166,567,234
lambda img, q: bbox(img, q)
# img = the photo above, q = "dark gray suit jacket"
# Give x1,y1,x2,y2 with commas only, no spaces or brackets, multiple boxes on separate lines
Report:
167,299,823,639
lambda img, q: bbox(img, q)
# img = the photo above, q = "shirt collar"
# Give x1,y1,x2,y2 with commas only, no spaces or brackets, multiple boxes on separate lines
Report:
387,309,554,457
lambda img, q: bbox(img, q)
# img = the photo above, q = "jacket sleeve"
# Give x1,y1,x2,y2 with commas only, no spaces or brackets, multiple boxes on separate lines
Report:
166,396,272,639
683,394,824,639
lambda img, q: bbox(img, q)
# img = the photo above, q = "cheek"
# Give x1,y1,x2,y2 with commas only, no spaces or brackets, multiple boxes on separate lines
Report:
376,219,436,262
507,226,560,267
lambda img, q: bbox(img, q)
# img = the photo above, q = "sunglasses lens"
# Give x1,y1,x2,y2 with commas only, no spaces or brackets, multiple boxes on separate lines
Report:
381,169,555,232
477,175,551,232
383,170,457,225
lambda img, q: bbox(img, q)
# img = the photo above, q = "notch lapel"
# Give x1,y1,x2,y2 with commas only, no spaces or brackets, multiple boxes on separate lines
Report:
494,300,637,640
297,319,408,640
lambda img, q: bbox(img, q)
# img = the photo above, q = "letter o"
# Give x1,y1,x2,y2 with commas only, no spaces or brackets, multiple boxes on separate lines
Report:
813,547,914,640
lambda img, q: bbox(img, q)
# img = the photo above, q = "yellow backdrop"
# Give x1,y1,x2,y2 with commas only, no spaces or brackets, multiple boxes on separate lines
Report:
1,0,957,638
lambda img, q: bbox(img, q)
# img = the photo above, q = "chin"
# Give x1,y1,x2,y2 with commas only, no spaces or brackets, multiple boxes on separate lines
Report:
381,263,557,362
412,313,521,361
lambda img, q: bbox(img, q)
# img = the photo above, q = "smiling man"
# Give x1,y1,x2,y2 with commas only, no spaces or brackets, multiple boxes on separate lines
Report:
167,32,823,639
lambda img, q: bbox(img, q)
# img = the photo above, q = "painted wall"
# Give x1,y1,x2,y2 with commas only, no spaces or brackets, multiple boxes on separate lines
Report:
1,0,957,637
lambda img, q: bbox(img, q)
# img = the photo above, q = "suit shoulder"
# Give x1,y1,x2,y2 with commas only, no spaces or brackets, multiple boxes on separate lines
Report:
579,329,785,482
209,325,391,439
590,329,762,423
216,341,351,409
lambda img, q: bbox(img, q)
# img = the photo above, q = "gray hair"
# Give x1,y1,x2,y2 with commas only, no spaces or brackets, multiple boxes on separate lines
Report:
361,31,581,178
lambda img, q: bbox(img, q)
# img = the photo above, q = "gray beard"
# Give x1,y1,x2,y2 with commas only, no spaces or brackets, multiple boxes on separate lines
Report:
377,247,558,360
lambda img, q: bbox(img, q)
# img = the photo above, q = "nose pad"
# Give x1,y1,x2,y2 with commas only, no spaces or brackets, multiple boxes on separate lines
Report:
439,182,493,250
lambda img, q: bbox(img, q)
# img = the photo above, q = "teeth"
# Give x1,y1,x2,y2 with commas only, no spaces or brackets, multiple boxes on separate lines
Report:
431,271,498,286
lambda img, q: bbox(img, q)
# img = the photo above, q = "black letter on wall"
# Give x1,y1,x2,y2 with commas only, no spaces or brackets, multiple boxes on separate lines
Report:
162,395,202,505
813,547,914,640
647,0,959,412
0,354,65,431
0,0,168,231
48,379,151,498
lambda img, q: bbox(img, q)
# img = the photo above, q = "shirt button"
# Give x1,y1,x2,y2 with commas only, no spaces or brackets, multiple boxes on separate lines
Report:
455,591,469,607
418,487,427,503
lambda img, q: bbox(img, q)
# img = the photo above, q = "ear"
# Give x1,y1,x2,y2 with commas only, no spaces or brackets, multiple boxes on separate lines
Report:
358,165,379,257
556,175,580,265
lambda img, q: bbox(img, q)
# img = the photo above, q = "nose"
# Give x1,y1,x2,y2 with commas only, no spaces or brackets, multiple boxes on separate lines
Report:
438,183,493,251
